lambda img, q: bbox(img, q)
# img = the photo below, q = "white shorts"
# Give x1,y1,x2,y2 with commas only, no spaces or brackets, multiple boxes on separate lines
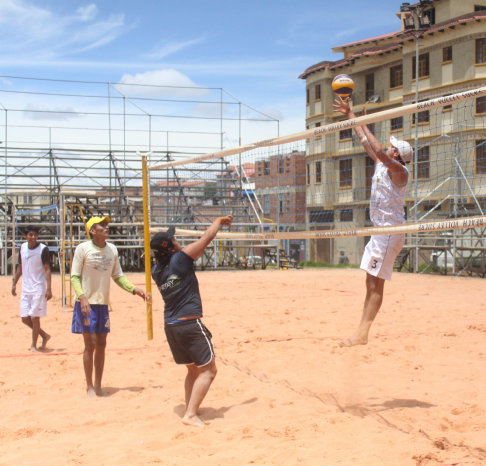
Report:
20,294,47,318
360,233,405,281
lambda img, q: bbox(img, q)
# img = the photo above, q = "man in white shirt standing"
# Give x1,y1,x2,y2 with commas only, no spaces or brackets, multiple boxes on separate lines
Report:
12,225,52,352
334,96,412,346
71,216,146,397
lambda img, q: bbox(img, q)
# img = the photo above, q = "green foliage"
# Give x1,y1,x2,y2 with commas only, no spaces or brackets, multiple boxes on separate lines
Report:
204,182,217,198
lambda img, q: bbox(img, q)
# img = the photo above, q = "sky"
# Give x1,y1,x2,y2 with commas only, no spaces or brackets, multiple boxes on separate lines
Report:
0,0,406,152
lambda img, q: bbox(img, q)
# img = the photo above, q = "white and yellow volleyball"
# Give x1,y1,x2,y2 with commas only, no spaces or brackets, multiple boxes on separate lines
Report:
331,74,354,98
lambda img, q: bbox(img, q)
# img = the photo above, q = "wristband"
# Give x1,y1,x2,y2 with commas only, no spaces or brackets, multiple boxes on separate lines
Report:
360,136,368,143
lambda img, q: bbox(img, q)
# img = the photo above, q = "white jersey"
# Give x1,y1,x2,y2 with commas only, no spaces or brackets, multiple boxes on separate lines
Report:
20,242,48,295
70,240,123,305
369,162,408,226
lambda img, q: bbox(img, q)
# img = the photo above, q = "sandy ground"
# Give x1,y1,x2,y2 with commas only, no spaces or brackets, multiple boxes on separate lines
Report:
0,269,485,466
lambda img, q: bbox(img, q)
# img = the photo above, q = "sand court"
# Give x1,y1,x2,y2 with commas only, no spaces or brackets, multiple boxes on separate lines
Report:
0,269,485,465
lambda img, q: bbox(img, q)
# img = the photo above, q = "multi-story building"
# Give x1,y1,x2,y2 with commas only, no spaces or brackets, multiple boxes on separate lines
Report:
254,150,306,262
300,0,486,264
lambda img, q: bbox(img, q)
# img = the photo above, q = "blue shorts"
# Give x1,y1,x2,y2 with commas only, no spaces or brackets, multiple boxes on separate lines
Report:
71,302,110,334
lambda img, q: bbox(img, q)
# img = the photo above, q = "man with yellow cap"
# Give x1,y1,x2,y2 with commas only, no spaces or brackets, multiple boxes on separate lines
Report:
70,216,146,397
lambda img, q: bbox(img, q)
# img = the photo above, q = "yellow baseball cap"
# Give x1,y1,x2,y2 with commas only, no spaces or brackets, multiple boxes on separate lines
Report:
86,216,110,237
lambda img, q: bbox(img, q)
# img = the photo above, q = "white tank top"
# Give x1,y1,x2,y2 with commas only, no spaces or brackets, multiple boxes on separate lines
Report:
370,162,408,226
20,242,47,294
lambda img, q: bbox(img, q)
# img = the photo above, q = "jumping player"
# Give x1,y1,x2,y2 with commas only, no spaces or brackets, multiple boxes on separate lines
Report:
71,216,146,397
151,215,233,427
11,225,52,352
333,96,412,346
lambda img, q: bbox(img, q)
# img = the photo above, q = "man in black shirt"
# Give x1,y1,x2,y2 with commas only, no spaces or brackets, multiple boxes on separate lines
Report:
151,215,232,426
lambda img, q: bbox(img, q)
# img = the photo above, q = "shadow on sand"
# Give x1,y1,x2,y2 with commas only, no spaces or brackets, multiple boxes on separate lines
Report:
173,397,258,421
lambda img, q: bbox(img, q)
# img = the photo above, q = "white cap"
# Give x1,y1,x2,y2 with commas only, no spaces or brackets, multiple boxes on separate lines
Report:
390,136,413,163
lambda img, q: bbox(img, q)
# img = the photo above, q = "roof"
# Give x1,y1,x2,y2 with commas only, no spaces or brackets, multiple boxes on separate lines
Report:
299,10,486,79
155,179,206,188
332,30,402,52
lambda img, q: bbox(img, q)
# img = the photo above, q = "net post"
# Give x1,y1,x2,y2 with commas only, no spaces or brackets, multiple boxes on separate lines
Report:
142,153,153,340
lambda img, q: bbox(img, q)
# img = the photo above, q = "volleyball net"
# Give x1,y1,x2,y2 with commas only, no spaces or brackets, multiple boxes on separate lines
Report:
143,86,486,267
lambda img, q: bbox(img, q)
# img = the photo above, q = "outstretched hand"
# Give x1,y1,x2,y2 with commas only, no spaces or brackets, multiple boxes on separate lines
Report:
332,95,351,116
220,215,233,226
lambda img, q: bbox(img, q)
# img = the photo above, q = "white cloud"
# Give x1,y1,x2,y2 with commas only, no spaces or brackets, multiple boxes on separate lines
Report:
64,14,127,53
23,105,81,121
144,37,206,60
115,69,210,98
0,1,129,59
75,4,98,22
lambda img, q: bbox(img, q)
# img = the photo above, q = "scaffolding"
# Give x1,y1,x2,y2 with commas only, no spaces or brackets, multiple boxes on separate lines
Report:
0,75,280,275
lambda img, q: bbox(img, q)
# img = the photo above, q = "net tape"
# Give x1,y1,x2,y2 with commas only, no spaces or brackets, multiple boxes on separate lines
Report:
147,86,486,240
148,87,486,170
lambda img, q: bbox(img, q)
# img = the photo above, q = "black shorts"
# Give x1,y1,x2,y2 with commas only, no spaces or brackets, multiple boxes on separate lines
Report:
164,319,214,367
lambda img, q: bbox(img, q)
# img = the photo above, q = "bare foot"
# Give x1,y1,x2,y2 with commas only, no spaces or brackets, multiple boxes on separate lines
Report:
182,414,206,427
87,387,97,398
339,337,368,347
95,387,106,397
29,346,40,352
40,334,51,349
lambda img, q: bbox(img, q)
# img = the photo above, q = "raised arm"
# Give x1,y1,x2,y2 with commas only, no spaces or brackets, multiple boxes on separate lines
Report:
333,96,378,163
183,215,233,261
333,96,408,186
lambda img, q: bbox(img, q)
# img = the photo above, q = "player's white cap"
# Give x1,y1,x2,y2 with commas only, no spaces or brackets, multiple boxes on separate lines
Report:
390,136,413,163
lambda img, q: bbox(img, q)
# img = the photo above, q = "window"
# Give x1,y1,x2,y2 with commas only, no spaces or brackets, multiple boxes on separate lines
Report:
424,8,435,25
442,46,452,62
391,116,403,131
476,38,486,64
339,128,353,140
476,140,486,174
412,53,430,78
263,195,270,214
309,210,334,223
278,157,284,174
423,201,440,211
365,73,375,100
315,161,322,183
442,94,453,111
278,194,284,214
417,146,430,179
306,163,310,184
390,64,403,88
412,109,430,125
476,96,486,114
264,160,270,175
340,209,353,222
339,158,352,188
475,5,486,11
306,88,310,104
315,84,321,100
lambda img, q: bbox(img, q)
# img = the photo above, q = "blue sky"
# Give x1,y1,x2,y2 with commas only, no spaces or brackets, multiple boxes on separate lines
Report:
0,0,405,148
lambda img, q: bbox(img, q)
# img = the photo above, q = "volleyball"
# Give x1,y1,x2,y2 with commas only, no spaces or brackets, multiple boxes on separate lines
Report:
332,74,354,98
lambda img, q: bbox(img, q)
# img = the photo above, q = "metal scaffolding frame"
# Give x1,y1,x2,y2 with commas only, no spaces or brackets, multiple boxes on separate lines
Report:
0,75,280,275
